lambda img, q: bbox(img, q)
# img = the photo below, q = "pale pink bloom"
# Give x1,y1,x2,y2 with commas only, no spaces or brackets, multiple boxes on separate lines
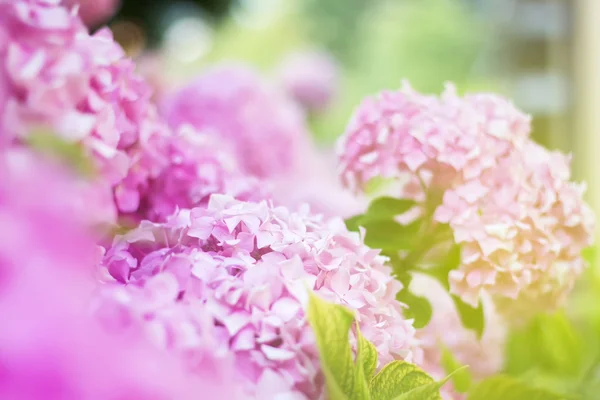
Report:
437,141,594,320
99,195,422,398
161,64,311,178
338,83,593,320
275,50,340,113
337,82,529,197
411,275,506,400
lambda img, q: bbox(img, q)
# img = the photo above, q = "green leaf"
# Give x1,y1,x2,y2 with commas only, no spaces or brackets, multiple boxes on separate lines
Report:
467,375,569,400
423,244,461,291
364,176,397,196
27,131,95,176
345,214,364,232
451,294,484,339
352,324,372,400
421,245,485,338
366,197,416,220
356,323,378,380
363,219,421,251
307,292,356,398
396,289,432,329
440,346,472,393
392,369,463,400
370,361,439,400
505,312,583,376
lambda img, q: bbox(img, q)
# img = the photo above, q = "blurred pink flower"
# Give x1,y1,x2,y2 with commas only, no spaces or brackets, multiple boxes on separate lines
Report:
275,50,340,113
99,195,422,398
0,0,261,224
0,152,242,400
271,145,366,218
411,275,506,400
63,0,121,27
161,64,311,179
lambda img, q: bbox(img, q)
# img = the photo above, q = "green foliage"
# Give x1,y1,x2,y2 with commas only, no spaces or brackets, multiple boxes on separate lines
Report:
344,197,420,251
366,197,417,221
307,292,452,400
396,289,432,329
370,361,441,400
440,345,472,393
505,312,584,377
467,375,570,400
422,245,485,338
27,131,95,176
307,291,356,398
357,325,379,380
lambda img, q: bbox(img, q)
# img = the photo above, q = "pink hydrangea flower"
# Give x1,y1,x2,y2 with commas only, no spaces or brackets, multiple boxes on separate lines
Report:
337,82,530,198
338,83,593,320
99,195,422,398
0,153,241,400
436,141,594,320
161,64,311,178
275,50,340,113
1,0,260,224
411,275,506,400
116,123,268,224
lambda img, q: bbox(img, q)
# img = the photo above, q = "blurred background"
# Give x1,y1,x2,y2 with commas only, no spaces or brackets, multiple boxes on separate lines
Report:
94,0,600,232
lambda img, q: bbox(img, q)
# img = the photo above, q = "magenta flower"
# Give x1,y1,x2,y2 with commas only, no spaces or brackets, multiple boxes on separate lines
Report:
161,64,311,179
275,50,340,113
0,153,241,400
99,195,422,398
0,0,261,225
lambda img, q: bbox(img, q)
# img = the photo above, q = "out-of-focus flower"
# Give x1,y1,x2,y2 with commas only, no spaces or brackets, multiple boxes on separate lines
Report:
99,195,421,398
0,0,152,185
63,0,121,27
135,52,171,102
0,152,241,400
161,64,311,179
436,141,594,320
337,83,593,321
0,0,259,225
119,125,267,223
272,145,365,218
275,50,340,113
411,275,506,400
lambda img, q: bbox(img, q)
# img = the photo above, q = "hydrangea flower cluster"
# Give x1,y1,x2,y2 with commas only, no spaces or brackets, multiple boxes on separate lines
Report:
337,83,594,319
275,50,340,113
0,152,241,400
98,194,422,398
161,64,311,178
0,0,262,225
436,141,594,319
337,83,530,198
